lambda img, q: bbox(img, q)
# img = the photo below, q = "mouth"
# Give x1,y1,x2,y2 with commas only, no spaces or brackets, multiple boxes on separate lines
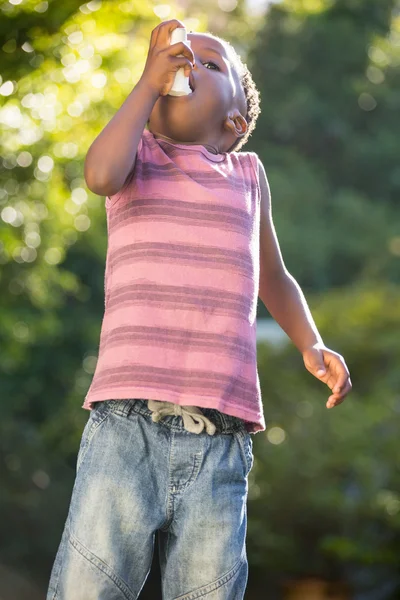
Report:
163,74,196,99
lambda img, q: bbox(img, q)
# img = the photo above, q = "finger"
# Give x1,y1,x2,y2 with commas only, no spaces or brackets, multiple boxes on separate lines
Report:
326,379,352,407
330,379,352,401
327,397,344,408
328,388,347,404
335,378,352,399
170,55,194,77
169,41,195,65
327,394,344,408
149,20,164,51
319,369,337,392
149,28,158,52
332,369,351,394
322,354,349,393
316,366,346,398
327,395,346,408
158,19,186,48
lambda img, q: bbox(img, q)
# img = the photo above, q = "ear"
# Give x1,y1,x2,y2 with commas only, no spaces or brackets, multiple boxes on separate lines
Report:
223,110,247,140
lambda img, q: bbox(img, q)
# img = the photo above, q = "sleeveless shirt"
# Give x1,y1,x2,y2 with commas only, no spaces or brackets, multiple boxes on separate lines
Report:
82,128,266,434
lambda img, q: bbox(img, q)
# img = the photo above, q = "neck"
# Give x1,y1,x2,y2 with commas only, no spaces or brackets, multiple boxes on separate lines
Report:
153,132,220,155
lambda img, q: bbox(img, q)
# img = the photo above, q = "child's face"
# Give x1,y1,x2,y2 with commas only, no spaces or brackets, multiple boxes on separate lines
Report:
148,33,247,152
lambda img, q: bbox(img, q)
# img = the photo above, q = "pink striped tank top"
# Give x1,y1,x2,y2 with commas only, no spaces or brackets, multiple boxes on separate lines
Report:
83,128,266,434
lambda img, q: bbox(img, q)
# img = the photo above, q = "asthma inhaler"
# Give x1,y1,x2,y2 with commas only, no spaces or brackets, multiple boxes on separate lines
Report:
168,26,193,96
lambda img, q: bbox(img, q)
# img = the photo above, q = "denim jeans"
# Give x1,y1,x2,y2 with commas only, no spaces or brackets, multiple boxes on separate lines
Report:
46,398,254,600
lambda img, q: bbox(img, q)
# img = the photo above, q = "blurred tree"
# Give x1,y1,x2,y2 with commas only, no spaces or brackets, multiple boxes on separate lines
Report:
248,0,400,299
0,0,278,593
1,0,399,597
0,0,173,592
249,280,400,599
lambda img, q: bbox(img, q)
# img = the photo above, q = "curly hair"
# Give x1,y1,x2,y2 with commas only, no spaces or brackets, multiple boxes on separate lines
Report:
201,32,261,153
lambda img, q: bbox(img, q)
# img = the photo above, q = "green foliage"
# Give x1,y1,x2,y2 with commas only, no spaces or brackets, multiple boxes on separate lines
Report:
250,281,400,596
1,0,399,597
248,0,400,292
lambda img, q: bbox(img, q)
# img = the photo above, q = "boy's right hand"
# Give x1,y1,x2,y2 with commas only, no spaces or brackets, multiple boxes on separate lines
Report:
139,19,195,97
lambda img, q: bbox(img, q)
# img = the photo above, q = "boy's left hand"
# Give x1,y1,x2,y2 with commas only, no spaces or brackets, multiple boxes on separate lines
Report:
302,343,352,409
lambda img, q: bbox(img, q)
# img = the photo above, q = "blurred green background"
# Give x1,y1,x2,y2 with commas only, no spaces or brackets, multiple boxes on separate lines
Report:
1,0,399,598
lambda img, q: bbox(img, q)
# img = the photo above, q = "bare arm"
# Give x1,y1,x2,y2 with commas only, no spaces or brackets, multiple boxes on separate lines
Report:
257,158,323,353
84,79,159,197
84,19,195,198
257,157,352,406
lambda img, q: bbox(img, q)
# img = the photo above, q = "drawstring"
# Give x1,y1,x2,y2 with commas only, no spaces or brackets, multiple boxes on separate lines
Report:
147,399,217,435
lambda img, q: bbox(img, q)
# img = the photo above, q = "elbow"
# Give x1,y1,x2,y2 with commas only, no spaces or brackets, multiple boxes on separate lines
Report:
84,163,117,196
84,160,102,194
84,154,137,197
85,179,116,197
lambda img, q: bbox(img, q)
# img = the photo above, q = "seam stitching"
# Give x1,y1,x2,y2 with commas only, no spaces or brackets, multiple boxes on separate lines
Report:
172,553,245,600
68,531,135,600
248,152,261,207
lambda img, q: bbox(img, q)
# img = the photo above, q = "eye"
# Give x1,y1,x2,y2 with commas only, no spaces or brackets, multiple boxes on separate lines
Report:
203,61,220,71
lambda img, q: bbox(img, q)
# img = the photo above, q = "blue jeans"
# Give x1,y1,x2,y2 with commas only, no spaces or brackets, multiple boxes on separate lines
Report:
46,398,254,600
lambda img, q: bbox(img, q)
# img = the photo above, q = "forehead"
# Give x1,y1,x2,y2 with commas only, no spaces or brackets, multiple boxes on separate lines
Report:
187,33,228,59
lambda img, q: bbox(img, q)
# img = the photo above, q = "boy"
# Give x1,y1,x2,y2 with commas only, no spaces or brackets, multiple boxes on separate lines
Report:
47,19,352,600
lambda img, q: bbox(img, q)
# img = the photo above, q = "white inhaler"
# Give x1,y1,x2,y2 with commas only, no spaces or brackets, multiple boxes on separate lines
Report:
168,26,193,96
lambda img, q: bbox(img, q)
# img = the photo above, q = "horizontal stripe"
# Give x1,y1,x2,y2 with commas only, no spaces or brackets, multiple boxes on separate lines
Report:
107,281,252,318
89,364,258,410
109,198,255,239
85,127,265,433
96,324,256,363
135,160,255,190
109,242,255,281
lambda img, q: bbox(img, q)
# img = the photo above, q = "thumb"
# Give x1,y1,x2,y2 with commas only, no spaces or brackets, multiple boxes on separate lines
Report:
315,354,326,376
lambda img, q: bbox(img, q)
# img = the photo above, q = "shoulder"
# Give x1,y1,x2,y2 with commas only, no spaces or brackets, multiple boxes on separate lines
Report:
231,149,263,173
232,150,269,195
245,152,270,206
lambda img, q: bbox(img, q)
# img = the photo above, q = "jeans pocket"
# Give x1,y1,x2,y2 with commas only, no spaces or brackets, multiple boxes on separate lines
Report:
234,429,254,477
76,401,112,472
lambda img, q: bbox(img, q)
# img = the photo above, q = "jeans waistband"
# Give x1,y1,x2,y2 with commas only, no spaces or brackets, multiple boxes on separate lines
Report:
100,399,247,435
